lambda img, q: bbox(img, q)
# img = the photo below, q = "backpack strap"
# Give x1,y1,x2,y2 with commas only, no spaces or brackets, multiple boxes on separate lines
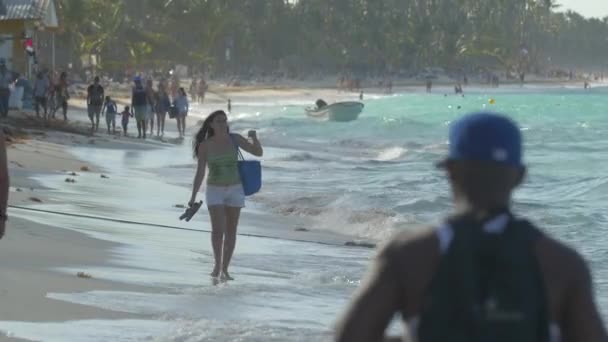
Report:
510,218,550,342
438,211,512,255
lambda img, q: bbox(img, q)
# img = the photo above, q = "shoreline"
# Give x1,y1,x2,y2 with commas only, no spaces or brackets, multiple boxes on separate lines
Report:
67,77,608,112
0,216,156,323
0,216,158,342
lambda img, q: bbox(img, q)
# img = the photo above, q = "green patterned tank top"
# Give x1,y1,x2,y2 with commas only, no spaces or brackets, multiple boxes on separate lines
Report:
207,151,240,185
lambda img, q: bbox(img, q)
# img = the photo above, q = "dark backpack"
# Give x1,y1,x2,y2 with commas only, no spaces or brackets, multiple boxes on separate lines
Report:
417,214,549,342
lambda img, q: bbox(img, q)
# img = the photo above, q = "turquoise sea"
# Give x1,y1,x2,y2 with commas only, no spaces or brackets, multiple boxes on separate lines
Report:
2,85,607,341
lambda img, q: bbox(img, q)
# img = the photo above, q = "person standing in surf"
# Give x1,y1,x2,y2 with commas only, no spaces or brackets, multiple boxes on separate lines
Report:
174,87,189,138
156,81,171,137
87,76,105,132
336,112,607,342
32,71,50,119
120,105,132,136
55,72,70,121
188,110,263,280
131,77,147,139
145,79,156,137
198,77,208,104
103,96,118,135
189,77,198,103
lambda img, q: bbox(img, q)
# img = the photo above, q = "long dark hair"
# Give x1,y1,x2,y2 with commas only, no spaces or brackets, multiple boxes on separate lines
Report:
193,110,228,158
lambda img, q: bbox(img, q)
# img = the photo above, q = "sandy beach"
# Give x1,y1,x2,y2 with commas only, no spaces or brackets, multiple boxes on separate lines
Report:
0,103,171,341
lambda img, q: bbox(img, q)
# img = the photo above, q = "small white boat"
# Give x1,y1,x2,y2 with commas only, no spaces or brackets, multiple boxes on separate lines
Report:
305,101,364,122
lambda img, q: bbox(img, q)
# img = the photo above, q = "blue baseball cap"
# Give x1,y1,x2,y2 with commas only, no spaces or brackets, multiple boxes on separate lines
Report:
438,112,523,168
133,76,141,82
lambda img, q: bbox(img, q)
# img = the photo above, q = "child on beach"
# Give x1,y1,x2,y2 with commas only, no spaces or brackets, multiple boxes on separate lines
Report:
120,105,133,136
103,96,118,135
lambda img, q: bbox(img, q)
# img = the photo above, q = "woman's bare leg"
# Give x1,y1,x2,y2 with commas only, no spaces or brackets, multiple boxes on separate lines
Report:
160,113,166,135
207,205,226,277
221,206,241,280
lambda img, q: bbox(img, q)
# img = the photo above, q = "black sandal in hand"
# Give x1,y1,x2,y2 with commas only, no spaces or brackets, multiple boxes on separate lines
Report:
180,201,202,222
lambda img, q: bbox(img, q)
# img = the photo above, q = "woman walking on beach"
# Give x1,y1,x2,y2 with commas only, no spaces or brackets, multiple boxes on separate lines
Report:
145,79,156,137
198,78,208,103
189,110,263,280
156,82,170,137
175,87,189,138
54,72,70,121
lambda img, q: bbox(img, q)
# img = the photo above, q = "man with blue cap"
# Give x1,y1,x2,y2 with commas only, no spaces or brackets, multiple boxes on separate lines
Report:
336,112,607,342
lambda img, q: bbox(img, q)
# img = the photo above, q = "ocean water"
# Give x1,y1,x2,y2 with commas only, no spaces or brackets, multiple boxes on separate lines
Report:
2,86,608,341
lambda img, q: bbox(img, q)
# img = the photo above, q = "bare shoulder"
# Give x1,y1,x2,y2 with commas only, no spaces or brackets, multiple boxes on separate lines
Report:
537,233,608,340
535,233,591,319
197,140,209,157
383,226,438,254
536,234,589,281
380,226,440,274
376,226,442,316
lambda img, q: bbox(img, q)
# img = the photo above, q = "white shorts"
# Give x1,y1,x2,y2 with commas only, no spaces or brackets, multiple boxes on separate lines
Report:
205,184,245,208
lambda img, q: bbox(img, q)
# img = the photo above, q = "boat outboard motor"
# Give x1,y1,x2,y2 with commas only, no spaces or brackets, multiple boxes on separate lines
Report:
316,99,328,109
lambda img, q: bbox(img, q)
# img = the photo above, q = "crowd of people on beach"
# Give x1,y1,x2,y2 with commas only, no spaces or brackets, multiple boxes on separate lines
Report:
0,63,244,155
31,70,70,121
29,68,209,140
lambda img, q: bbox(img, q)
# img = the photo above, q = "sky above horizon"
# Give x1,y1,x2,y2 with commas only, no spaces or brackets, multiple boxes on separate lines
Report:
556,0,608,18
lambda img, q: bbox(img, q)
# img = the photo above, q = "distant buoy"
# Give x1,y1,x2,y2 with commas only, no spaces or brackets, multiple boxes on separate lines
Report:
489,98,496,104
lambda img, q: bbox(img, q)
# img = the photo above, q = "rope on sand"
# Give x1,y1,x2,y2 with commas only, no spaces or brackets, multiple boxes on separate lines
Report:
7,205,374,248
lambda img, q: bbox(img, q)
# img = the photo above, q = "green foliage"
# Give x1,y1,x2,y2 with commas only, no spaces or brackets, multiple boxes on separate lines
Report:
55,0,608,73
